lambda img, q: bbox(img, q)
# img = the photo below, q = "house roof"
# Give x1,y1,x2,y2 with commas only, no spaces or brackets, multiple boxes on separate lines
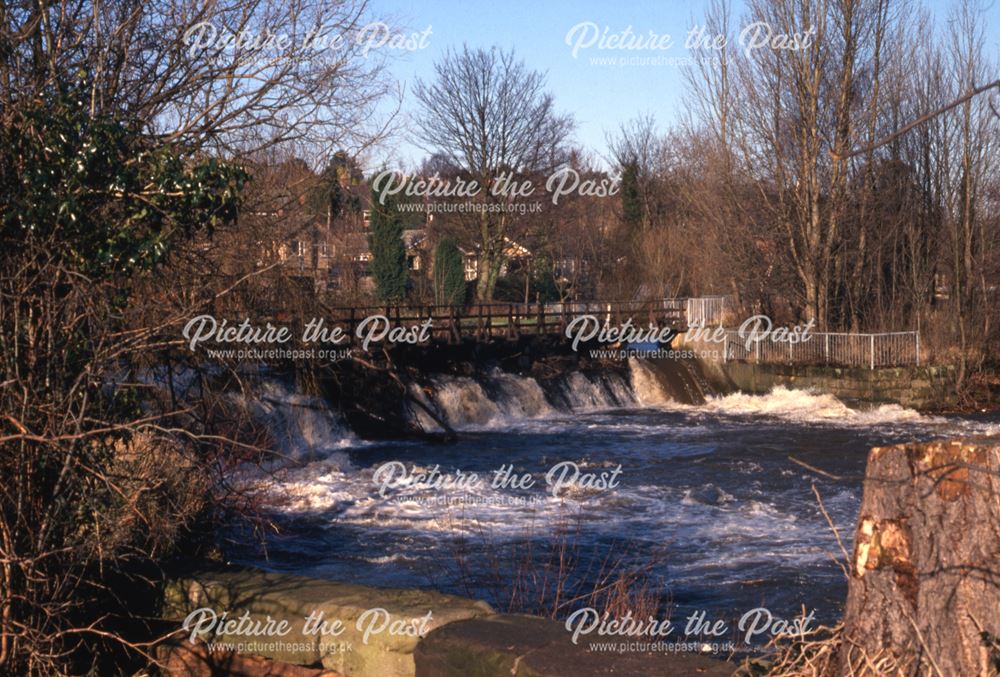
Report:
453,237,531,258
503,237,531,258
331,231,369,257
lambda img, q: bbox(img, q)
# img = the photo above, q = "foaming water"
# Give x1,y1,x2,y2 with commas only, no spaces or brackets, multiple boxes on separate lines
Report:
243,380,357,463
226,362,999,626
700,386,935,425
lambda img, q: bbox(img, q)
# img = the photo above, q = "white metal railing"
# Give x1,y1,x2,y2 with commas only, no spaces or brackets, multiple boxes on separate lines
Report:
721,330,920,369
684,296,728,327
539,297,727,328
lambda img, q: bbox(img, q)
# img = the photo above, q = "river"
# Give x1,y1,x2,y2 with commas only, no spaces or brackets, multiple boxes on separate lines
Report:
222,360,999,635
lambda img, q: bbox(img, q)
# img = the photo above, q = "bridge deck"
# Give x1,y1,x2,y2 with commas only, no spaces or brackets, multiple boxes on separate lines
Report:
319,300,688,345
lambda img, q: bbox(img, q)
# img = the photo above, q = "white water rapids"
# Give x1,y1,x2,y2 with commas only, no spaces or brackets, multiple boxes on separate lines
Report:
221,360,999,624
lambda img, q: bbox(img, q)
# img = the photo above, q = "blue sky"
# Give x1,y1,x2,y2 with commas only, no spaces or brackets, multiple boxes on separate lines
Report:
369,0,1000,168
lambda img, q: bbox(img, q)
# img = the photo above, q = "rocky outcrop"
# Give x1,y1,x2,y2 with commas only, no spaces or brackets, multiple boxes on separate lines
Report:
161,568,735,677
840,438,1000,675
163,569,493,676
157,639,343,676
414,614,733,677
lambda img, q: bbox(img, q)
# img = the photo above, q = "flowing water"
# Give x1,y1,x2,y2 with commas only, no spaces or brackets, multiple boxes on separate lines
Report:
223,360,1000,630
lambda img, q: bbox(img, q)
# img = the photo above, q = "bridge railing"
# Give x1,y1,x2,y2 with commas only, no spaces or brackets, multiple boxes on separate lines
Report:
722,330,920,369
318,299,687,344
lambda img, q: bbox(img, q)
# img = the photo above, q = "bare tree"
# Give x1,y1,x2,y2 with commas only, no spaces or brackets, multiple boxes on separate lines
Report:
606,114,663,232
683,0,735,155
0,2,407,673
0,0,400,157
412,46,573,301
941,0,1000,380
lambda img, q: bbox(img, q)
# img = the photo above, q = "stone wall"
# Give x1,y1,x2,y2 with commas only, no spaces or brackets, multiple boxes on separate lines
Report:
699,360,957,410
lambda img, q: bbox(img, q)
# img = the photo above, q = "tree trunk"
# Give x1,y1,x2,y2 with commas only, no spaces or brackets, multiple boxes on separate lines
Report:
475,242,504,302
840,439,1000,676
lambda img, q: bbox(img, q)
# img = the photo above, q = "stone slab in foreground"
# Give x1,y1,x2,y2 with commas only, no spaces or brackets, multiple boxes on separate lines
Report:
414,614,734,677
162,568,735,677
157,639,344,676
163,568,494,676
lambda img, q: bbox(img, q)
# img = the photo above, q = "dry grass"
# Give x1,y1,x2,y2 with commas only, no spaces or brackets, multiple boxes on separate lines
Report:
445,511,671,622
735,622,843,676
734,621,902,677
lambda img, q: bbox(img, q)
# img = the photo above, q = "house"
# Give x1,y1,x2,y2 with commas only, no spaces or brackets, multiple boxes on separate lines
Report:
278,225,433,292
454,237,532,281
266,166,533,294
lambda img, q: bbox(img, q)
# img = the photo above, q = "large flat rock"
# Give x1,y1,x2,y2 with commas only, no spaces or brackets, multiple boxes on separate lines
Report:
163,568,494,676
413,614,734,677
156,639,343,676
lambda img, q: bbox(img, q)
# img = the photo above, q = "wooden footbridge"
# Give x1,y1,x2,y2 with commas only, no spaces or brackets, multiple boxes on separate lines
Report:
319,298,698,346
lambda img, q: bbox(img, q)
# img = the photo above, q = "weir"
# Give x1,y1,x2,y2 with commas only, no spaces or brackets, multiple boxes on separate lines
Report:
634,358,716,405
253,355,712,448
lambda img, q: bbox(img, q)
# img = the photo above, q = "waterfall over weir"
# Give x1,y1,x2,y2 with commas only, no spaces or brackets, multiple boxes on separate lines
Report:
406,358,712,432
213,358,715,467
238,356,961,454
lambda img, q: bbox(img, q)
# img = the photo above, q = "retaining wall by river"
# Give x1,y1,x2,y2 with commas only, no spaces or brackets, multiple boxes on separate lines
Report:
699,361,958,410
